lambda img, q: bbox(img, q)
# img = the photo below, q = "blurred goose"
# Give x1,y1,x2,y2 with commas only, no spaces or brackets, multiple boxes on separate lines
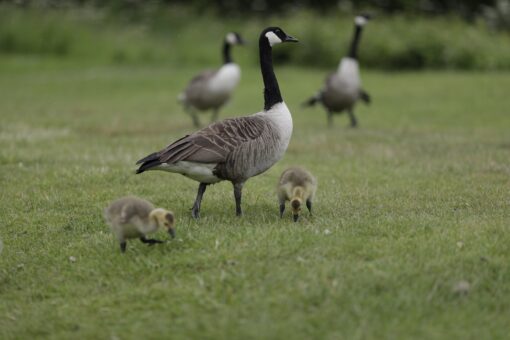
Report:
137,27,298,219
104,196,175,253
304,15,371,127
277,167,317,222
178,32,245,127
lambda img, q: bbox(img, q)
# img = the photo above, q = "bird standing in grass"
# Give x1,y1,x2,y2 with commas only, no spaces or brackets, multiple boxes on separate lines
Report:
277,167,317,222
104,196,175,253
137,27,298,219
178,32,245,127
303,14,371,127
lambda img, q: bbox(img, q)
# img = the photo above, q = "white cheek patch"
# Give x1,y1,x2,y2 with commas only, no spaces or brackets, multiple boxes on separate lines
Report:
265,32,282,46
226,33,237,45
355,16,368,26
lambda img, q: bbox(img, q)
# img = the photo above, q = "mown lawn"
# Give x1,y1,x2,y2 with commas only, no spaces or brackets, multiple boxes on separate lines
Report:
0,57,509,339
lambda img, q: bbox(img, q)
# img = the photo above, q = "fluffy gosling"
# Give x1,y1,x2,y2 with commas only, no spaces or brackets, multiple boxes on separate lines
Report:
104,196,175,253
277,167,317,222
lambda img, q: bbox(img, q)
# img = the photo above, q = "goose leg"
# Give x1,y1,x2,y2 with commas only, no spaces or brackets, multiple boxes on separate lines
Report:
306,199,313,215
186,107,201,127
233,182,245,216
347,108,358,128
211,108,220,123
120,241,127,253
192,183,208,219
327,110,334,127
139,236,164,245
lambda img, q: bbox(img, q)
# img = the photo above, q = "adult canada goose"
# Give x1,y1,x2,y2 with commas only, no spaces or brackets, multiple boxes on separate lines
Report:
303,15,371,127
277,167,317,222
137,27,298,219
178,32,245,127
104,196,175,253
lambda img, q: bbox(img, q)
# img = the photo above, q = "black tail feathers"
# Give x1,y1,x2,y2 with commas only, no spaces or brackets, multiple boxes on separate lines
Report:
360,90,371,105
302,94,321,107
135,152,161,174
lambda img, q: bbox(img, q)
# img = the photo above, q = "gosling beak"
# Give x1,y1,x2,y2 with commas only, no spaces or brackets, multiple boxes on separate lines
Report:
293,214,299,222
168,228,176,239
284,35,299,43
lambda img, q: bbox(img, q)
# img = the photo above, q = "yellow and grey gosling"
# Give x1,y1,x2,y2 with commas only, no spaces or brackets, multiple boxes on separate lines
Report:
277,167,317,222
104,196,175,253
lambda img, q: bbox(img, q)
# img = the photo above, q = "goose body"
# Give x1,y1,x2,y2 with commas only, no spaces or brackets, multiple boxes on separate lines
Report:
277,167,317,221
180,63,241,111
138,27,299,219
179,33,244,126
152,102,292,184
321,58,362,110
104,196,175,252
304,15,371,127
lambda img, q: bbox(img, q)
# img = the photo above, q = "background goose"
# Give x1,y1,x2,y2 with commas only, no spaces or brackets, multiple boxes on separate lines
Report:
137,27,298,219
178,32,245,127
303,15,371,127
104,196,175,253
277,167,317,222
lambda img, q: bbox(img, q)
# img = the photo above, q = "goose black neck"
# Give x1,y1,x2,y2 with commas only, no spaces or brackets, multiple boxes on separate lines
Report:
347,25,363,59
223,42,232,64
259,37,282,111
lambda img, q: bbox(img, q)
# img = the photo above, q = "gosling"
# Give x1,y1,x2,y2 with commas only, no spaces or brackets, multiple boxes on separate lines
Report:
277,167,317,222
104,196,175,253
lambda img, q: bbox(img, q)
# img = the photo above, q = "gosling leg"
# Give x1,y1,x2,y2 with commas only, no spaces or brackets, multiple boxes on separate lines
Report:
279,201,286,218
139,236,164,246
306,199,313,216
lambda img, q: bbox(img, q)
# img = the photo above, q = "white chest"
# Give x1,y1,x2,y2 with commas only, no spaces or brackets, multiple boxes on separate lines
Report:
264,102,293,159
208,63,241,94
334,57,361,93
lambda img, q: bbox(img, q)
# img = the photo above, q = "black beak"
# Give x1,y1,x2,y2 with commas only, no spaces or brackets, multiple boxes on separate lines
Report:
293,214,299,222
168,228,176,239
238,38,247,45
284,35,299,43
359,13,373,20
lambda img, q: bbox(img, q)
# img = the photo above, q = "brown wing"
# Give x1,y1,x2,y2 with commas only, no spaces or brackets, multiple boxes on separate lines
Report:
136,115,268,172
184,69,216,99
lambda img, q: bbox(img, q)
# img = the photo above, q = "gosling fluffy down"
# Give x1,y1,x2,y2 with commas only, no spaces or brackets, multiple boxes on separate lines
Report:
104,196,175,253
277,167,317,222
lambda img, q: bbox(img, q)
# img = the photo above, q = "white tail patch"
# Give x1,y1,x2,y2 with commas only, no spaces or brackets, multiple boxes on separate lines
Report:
265,32,282,46
159,161,221,184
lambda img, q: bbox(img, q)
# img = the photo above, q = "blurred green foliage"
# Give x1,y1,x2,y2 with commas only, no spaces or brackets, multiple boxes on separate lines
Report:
1,4,510,70
2,0,500,17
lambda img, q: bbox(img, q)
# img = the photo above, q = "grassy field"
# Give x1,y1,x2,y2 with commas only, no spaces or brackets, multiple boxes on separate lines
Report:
0,55,509,339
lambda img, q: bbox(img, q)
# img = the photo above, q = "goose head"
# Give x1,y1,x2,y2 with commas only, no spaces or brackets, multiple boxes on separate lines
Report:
150,208,176,238
355,14,372,27
225,32,245,46
262,27,299,47
291,198,302,222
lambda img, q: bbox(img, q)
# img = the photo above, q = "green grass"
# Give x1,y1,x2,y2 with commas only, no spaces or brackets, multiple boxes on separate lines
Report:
1,55,509,339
